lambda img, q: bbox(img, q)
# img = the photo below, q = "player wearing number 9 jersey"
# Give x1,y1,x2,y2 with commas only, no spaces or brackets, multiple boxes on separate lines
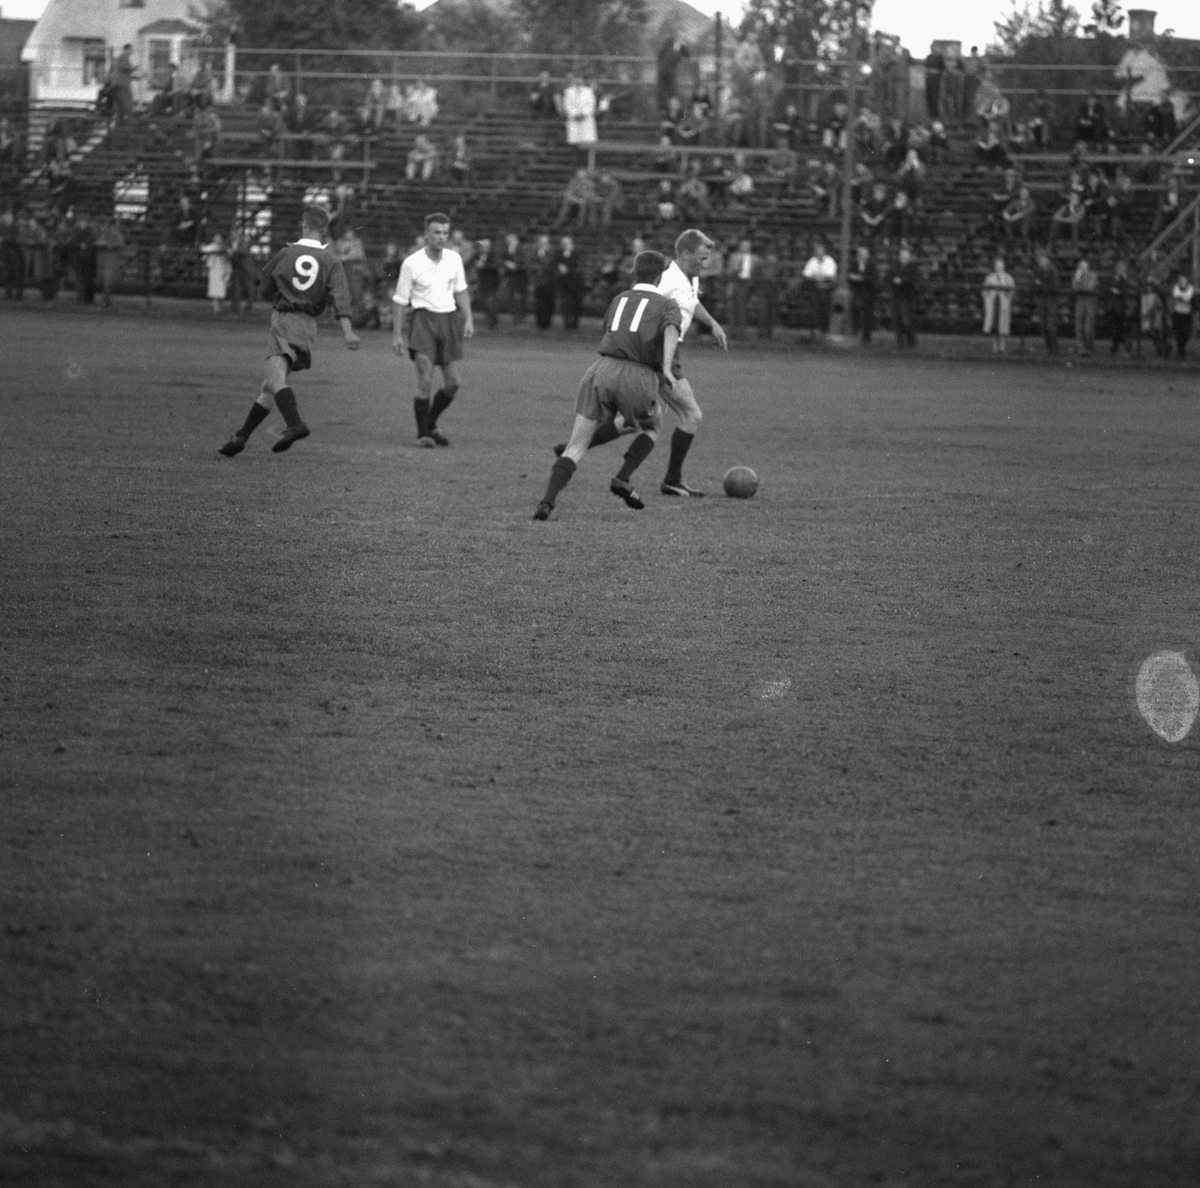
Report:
217,205,359,458
533,250,682,520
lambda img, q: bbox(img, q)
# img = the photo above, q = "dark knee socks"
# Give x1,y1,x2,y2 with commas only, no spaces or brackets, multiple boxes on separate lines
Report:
615,433,655,483
663,428,695,485
540,456,576,507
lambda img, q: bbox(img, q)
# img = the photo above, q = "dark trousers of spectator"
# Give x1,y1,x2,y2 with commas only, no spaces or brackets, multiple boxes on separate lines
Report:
1037,296,1059,354
756,279,778,339
893,295,916,347
533,282,555,330
729,278,751,337
925,76,942,121
1074,296,1097,354
813,287,832,335
504,276,527,324
230,260,255,313
558,281,583,330
97,248,121,307
852,290,876,344
1110,308,1130,353
1173,312,1193,359
73,247,97,304
479,283,500,330
1,242,24,297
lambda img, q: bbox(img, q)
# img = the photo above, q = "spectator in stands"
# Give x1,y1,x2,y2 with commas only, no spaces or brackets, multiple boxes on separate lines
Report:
0,209,23,299
406,79,439,127
257,100,286,159
1101,169,1133,242
529,71,559,119
110,45,137,123
859,182,888,240
286,93,313,158
94,216,124,308
726,238,760,339
963,47,984,119
267,64,290,113
890,245,920,349
848,245,879,345
976,121,1010,169
943,53,965,120
450,133,471,186
924,44,946,122
728,153,755,207
333,224,367,313
660,95,685,143
531,233,556,329
822,104,848,157
228,229,256,315
1144,95,1178,147
1050,192,1086,246
405,134,438,181
200,232,231,315
1028,89,1051,148
449,229,475,271
555,167,597,227
1169,270,1195,358
172,195,200,247
319,107,348,161
69,213,97,305
1001,185,1036,242
365,78,387,131
0,118,18,165
500,233,528,323
20,213,51,299
555,235,584,330
385,82,405,127
897,147,924,203
1152,175,1182,236
1072,256,1098,355
1081,167,1108,238
562,74,598,149
982,255,1016,353
882,121,908,173
654,179,678,225
803,240,837,337
1106,258,1132,354
1074,93,1108,150
472,238,501,331
773,102,805,151
593,171,624,227
657,36,690,112
989,168,1020,233
928,120,950,165
189,58,214,114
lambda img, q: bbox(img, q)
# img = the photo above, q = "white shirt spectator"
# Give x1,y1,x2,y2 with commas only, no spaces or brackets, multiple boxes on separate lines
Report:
394,248,468,313
562,79,598,146
656,259,700,338
803,252,837,286
405,81,439,126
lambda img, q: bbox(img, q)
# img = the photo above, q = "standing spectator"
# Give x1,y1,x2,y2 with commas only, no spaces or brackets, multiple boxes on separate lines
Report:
93,216,124,308
943,53,965,120
802,240,837,337
365,78,387,130
859,182,889,240
172,194,200,247
1168,270,1195,359
1030,248,1060,354
257,100,285,158
385,82,405,127
847,245,878,345
501,232,528,324
1074,93,1108,149
562,75,598,149
70,213,98,305
1028,89,1051,147
555,168,597,227
200,232,232,315
1050,191,1086,246
266,63,291,112
319,107,348,161
923,44,946,122
1071,257,1099,355
657,37,690,112
334,225,368,318
1151,175,1182,236
982,255,1016,353
529,71,559,119
0,209,23,299
1106,258,1132,354
757,246,782,340
229,228,257,314
678,160,710,221
1001,186,1036,242
449,133,471,186
725,237,759,339
1145,95,1178,147
473,238,501,331
963,47,983,120
654,179,678,225
593,171,624,226
405,134,439,181
287,93,314,152
890,245,920,349
555,235,585,330
530,233,556,329
110,45,137,123
406,79,439,127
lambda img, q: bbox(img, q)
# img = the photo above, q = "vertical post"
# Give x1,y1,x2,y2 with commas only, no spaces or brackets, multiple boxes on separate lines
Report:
714,14,724,121
1193,201,1199,281
828,1,859,340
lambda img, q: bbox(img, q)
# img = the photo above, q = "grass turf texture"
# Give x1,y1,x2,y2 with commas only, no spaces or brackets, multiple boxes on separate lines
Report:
2,309,1199,1188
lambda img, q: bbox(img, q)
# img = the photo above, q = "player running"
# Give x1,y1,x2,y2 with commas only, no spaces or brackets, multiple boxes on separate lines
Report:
551,228,726,496
217,205,359,457
392,212,475,447
533,250,681,521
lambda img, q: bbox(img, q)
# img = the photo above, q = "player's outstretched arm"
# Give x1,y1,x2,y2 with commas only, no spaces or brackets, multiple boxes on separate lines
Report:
456,287,475,339
693,300,727,350
339,316,360,350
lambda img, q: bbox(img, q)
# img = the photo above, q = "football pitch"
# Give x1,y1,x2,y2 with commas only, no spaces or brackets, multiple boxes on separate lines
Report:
2,306,1199,1188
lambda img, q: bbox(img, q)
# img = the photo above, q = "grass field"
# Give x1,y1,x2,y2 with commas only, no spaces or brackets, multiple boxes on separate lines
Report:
2,305,1199,1188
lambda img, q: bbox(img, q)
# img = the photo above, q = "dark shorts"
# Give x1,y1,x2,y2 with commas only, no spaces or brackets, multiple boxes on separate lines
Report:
407,308,464,366
575,356,662,433
266,309,317,373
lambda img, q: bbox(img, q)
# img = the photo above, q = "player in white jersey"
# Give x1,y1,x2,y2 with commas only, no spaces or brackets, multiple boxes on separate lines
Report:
553,228,726,495
652,228,727,496
393,212,475,447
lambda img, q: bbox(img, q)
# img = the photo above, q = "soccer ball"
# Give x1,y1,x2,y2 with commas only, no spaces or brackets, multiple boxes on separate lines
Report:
723,466,758,499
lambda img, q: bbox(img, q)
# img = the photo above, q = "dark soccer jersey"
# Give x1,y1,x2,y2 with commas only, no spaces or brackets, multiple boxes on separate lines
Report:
597,286,682,372
260,239,352,319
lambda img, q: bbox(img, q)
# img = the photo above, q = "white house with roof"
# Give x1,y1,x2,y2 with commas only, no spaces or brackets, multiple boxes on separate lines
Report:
21,0,198,107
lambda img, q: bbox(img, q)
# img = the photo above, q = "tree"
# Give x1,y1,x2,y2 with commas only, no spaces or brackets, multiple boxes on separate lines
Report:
1084,0,1124,38
190,0,423,50
419,0,527,54
989,0,1080,55
738,0,874,63
509,0,648,57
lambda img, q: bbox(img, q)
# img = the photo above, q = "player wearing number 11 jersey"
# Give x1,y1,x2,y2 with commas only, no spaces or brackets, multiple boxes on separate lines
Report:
218,205,358,457
533,250,681,520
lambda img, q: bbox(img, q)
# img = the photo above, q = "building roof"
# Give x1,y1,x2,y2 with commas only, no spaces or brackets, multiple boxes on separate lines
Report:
0,18,36,68
138,19,198,37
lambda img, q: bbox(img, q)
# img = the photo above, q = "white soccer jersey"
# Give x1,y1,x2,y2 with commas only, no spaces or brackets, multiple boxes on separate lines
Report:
394,247,468,312
656,259,700,339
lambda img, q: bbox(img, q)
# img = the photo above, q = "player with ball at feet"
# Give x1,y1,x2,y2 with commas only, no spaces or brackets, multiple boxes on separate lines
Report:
217,204,358,457
534,250,681,521
392,212,475,447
